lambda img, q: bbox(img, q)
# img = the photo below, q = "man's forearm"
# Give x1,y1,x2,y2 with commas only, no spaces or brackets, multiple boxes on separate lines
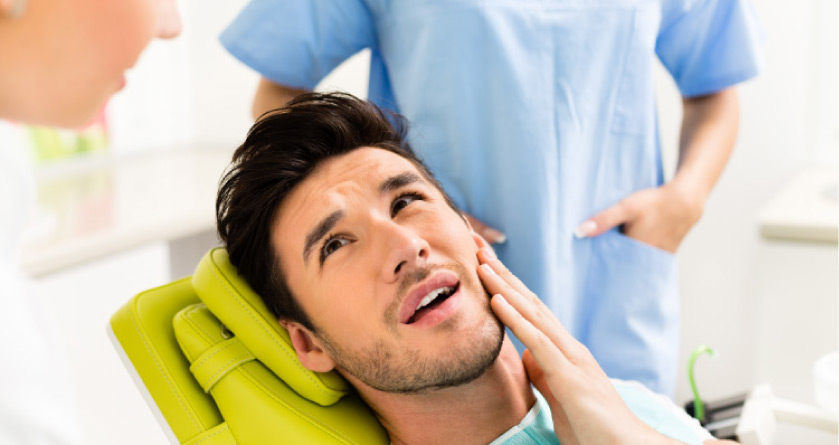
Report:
252,78,308,120
670,87,740,214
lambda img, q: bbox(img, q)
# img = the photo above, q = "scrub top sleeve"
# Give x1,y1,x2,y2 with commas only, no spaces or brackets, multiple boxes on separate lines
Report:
656,0,763,98
220,0,376,90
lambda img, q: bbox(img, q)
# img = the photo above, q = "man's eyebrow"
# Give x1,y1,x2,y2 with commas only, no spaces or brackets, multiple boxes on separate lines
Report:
303,209,345,264
379,172,424,194
301,172,423,264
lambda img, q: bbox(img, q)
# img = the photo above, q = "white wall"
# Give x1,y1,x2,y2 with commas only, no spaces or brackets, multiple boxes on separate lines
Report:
108,0,258,156
32,244,171,444
107,0,368,155
181,0,260,147
663,0,838,407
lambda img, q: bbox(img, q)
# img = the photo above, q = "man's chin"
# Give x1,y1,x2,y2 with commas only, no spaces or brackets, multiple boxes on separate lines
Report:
393,315,505,394
335,314,505,395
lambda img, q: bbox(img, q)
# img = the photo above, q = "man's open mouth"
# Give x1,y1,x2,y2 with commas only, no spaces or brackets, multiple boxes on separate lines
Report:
398,270,462,325
406,283,459,324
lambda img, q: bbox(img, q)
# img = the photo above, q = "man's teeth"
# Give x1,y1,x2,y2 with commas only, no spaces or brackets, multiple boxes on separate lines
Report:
415,286,454,311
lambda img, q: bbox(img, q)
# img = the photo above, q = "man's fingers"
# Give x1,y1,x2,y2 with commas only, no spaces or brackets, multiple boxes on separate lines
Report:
477,253,567,337
476,250,590,362
502,307,577,445
524,350,578,445
575,198,634,238
479,262,546,325
490,294,568,371
522,350,543,381
477,248,534,302
478,257,579,355
522,350,551,404
472,234,497,259
464,213,506,244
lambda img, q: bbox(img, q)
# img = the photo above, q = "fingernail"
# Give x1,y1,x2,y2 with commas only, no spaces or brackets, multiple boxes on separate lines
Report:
480,246,497,260
574,220,597,238
493,294,507,305
480,263,496,275
484,228,507,244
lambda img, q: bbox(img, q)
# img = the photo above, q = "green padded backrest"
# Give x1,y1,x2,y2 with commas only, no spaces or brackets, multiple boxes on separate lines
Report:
109,277,231,444
110,248,388,444
174,303,388,444
191,248,351,406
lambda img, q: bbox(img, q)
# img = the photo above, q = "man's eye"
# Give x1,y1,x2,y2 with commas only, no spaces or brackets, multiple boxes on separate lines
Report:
320,236,350,263
391,192,423,217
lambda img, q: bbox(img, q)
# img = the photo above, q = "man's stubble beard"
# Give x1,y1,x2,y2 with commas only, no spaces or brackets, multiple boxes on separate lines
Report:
318,263,505,394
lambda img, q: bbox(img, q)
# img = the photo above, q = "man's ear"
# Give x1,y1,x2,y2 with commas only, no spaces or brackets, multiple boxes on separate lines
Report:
280,320,336,373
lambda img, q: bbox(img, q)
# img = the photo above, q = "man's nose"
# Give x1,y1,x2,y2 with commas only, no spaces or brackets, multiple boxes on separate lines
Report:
156,0,182,40
379,221,430,283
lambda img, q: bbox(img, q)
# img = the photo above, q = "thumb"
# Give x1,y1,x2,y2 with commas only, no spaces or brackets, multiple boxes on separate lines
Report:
523,349,553,404
574,199,633,239
523,350,577,444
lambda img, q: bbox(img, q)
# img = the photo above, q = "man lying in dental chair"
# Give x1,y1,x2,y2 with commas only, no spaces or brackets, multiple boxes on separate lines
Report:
215,92,732,445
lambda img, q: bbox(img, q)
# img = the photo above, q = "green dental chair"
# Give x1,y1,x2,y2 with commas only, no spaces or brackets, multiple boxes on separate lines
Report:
109,248,388,444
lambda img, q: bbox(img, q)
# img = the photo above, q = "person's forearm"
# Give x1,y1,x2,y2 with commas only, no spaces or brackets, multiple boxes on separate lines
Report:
670,87,740,215
252,78,309,119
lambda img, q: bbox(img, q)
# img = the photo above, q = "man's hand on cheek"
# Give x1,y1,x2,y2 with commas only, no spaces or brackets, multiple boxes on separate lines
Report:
475,246,679,445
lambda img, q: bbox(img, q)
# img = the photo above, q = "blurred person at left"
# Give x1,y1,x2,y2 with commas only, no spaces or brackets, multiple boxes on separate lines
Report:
0,0,181,442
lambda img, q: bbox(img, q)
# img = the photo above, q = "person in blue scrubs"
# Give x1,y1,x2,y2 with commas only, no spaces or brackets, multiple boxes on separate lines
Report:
220,0,761,395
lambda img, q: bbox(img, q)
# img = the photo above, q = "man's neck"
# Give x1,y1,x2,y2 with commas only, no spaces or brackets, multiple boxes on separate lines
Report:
352,338,535,445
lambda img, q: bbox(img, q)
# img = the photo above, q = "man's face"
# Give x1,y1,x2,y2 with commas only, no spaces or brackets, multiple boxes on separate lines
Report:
274,147,503,393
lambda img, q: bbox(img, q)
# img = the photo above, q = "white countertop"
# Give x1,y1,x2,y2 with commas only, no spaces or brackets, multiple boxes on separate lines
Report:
20,147,235,277
758,167,838,244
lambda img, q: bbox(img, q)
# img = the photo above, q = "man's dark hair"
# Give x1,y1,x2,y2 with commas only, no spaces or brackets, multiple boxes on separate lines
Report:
216,92,457,331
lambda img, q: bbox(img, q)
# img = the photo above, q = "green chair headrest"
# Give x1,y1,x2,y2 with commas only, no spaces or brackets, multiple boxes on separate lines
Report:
191,248,351,406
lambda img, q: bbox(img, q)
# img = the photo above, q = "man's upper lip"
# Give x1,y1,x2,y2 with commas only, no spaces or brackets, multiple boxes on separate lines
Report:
398,270,460,324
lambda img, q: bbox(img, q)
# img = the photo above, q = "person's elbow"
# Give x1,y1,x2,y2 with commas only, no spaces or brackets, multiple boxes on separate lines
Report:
251,78,308,120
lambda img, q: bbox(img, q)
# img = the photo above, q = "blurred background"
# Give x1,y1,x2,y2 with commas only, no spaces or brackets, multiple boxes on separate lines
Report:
0,0,835,443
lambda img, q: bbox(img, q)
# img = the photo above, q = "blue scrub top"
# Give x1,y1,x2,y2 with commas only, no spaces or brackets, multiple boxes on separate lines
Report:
221,0,761,395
